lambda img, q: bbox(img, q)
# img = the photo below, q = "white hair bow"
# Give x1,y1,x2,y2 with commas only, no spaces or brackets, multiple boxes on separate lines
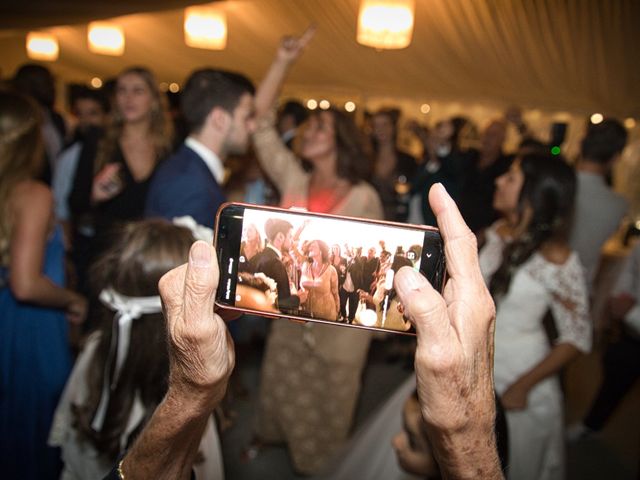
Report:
91,288,162,432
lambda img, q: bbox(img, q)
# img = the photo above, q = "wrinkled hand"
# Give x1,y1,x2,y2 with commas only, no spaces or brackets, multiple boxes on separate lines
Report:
92,163,123,203
395,183,500,478
501,379,530,410
159,241,235,410
276,25,316,65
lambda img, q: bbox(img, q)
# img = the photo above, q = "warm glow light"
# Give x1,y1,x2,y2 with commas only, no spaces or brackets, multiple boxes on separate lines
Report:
420,103,431,114
590,113,604,124
357,0,415,50
319,100,330,110
169,83,180,93
307,99,318,110
624,118,636,129
184,5,227,50
26,32,59,61
345,101,356,112
88,22,125,56
90,77,103,88
358,308,378,327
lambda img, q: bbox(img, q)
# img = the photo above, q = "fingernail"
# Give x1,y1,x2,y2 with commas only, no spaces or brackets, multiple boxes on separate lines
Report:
395,268,429,297
189,241,212,268
434,182,453,204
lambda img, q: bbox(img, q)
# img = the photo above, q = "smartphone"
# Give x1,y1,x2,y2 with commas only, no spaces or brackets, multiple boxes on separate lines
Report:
214,203,446,335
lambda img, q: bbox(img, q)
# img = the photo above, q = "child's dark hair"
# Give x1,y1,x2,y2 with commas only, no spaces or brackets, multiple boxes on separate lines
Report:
73,219,194,459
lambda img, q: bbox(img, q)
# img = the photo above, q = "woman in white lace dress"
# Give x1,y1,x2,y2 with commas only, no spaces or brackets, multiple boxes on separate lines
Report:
480,153,592,480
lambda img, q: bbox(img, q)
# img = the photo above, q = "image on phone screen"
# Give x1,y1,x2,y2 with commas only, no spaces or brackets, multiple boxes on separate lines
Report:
215,204,445,335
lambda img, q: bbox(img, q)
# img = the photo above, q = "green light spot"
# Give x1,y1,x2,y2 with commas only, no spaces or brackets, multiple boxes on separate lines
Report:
551,146,561,155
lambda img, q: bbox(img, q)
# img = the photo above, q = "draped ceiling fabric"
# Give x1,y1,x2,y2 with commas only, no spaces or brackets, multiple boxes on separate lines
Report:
1,0,638,119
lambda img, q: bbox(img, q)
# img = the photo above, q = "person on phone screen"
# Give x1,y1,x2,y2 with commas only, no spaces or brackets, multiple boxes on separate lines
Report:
300,239,339,321
108,183,503,480
247,218,308,313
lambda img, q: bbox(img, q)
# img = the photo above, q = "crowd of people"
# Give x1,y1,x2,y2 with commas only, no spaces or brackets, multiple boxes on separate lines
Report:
0,25,637,480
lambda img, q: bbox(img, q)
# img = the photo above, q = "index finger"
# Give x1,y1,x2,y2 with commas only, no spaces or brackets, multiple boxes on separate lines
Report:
428,183,482,283
298,24,317,47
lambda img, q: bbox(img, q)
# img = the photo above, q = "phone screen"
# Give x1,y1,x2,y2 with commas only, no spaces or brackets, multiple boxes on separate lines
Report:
215,203,445,335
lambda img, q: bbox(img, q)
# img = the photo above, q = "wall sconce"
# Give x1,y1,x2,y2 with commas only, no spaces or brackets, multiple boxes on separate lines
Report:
88,21,125,56
26,32,59,61
357,0,415,50
184,5,227,50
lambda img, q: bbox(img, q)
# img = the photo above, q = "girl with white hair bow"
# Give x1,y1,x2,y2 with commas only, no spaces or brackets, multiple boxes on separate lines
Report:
48,219,223,480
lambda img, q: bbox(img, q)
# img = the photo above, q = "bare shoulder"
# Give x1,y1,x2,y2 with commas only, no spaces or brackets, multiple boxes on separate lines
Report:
12,180,52,205
540,242,572,265
11,180,53,217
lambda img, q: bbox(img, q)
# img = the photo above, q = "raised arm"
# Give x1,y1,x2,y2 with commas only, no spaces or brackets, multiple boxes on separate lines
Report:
254,26,316,120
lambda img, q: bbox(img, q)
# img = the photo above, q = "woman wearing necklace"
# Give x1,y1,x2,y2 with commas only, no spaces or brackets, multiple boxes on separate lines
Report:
245,28,384,475
300,240,339,321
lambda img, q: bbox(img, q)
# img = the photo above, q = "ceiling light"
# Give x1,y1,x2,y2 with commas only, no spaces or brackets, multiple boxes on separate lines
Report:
357,0,415,50
88,22,125,56
184,5,227,50
26,32,59,61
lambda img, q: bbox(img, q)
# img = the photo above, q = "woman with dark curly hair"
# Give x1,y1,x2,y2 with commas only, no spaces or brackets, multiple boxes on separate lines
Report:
480,152,591,480
244,28,382,475
300,239,339,321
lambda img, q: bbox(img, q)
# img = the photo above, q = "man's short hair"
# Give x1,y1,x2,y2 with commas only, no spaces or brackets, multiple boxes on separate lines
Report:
581,118,628,165
264,218,293,243
181,69,255,134
68,84,110,113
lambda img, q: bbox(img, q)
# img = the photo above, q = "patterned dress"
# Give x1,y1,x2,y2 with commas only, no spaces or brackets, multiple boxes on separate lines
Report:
252,113,383,474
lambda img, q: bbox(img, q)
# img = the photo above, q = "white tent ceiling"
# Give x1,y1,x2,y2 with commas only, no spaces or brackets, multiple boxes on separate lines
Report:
1,0,639,118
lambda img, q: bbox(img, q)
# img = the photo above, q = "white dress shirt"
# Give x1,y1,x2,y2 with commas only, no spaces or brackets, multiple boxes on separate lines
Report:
185,136,225,185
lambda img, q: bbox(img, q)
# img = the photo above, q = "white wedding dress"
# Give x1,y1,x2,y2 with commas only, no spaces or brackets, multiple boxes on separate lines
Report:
315,222,592,480
480,223,591,480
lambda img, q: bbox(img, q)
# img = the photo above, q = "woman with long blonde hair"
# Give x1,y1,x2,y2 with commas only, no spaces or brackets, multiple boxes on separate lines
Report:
0,90,87,480
69,67,173,258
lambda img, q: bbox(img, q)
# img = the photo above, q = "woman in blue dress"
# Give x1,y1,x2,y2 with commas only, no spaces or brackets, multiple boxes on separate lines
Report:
0,91,87,479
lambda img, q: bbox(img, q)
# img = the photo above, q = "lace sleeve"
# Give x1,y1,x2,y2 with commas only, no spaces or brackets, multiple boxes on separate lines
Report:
545,253,592,353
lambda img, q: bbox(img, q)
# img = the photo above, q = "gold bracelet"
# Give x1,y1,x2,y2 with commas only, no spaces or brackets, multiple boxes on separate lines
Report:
117,459,126,479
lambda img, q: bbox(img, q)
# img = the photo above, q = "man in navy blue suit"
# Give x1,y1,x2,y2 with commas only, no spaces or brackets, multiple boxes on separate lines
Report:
145,69,256,228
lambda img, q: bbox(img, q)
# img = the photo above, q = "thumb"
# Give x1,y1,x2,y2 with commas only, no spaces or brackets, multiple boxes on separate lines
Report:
394,267,451,348
182,241,219,326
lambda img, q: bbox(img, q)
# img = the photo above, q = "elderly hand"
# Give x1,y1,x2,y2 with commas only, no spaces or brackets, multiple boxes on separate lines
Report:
158,241,235,411
395,183,501,479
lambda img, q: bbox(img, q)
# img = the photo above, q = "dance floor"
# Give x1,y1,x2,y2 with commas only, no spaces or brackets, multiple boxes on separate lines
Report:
221,329,639,479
